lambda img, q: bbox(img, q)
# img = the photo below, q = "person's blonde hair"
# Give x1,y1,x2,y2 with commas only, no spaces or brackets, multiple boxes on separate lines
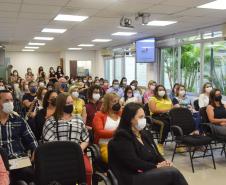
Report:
101,93,119,113
148,80,156,86
69,85,79,94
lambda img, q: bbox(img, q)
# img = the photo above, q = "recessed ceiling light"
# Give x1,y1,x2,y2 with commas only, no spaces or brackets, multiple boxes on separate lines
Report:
78,44,94,47
92,39,112,42
34,37,54,40
22,49,34,52
197,0,226,10
28,42,46,46
112,32,137,36
42,28,67,33
147,21,177,26
54,14,88,22
24,46,39,49
68,48,82,50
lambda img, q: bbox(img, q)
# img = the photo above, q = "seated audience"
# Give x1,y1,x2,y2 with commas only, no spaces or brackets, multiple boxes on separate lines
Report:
108,102,188,185
149,85,173,155
93,93,121,163
199,82,212,108
0,90,38,184
42,93,92,185
206,88,226,137
107,79,124,98
143,80,156,104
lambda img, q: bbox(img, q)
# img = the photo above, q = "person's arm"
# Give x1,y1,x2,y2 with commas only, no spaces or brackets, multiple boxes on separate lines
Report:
92,113,115,138
172,98,180,107
149,99,169,114
111,139,157,171
206,105,226,125
81,100,87,124
80,121,89,151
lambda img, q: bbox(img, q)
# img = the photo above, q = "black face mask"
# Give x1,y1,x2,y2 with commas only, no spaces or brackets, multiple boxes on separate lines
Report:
214,95,222,102
50,98,56,106
63,104,73,114
112,103,121,112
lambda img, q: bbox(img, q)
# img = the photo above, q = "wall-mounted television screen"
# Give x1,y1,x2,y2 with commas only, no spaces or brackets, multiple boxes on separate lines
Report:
136,38,155,63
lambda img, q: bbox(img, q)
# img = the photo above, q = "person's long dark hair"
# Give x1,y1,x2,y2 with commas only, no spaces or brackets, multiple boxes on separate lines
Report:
154,84,168,99
209,88,223,108
124,86,134,101
120,77,127,87
116,102,143,134
43,90,58,109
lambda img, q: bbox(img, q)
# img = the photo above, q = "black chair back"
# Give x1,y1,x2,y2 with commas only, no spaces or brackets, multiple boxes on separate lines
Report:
169,108,195,136
193,99,200,111
199,107,209,123
34,141,86,185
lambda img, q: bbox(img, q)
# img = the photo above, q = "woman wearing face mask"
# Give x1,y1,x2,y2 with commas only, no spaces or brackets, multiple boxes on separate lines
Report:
10,70,20,84
35,87,48,110
119,77,127,91
149,85,173,155
34,90,58,141
120,86,138,107
37,66,44,79
173,85,201,132
69,85,87,123
169,83,180,100
198,82,213,108
56,66,64,79
42,93,92,185
25,68,34,82
143,80,156,104
85,85,102,129
109,103,188,185
206,88,226,137
48,67,57,84
107,79,124,98
130,80,142,103
93,93,121,163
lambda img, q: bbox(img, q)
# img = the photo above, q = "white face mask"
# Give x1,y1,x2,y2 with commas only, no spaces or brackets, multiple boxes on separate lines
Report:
72,91,79,98
0,86,5,91
135,118,146,131
205,87,212,93
158,90,165,97
2,102,14,114
131,85,135,90
39,82,45,87
113,84,119,89
179,90,186,96
93,93,100,101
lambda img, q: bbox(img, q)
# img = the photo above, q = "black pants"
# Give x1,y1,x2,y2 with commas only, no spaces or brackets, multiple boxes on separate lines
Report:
133,167,188,185
10,166,34,185
152,114,170,144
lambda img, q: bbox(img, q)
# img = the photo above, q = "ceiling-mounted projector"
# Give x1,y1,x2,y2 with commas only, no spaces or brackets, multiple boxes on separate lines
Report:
135,12,151,25
120,16,134,29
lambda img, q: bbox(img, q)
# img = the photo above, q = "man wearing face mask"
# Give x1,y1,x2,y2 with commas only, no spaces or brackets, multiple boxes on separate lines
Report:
108,102,188,185
93,93,121,163
0,90,38,184
58,77,68,93
107,79,124,98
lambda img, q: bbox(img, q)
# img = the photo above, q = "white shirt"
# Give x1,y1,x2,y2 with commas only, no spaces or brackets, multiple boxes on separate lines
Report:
99,116,120,145
198,93,209,108
120,97,138,106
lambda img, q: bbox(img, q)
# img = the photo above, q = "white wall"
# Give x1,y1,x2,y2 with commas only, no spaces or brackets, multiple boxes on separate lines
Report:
6,51,60,78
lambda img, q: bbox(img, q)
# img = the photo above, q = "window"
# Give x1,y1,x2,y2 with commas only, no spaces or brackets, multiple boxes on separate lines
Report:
136,63,147,86
104,57,114,83
114,57,123,81
77,60,91,76
125,56,135,84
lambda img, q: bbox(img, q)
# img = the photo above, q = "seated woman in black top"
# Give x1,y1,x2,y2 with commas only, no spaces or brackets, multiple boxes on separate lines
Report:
206,88,226,137
108,102,188,185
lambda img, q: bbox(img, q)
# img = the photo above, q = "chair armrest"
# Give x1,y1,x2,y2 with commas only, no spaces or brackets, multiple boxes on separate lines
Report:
95,172,111,185
108,170,118,185
201,122,215,135
171,125,183,137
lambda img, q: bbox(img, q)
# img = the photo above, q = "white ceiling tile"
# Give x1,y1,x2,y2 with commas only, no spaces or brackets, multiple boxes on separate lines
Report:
21,4,61,14
0,11,18,18
67,0,117,9
19,12,54,20
146,5,189,15
0,3,21,11
23,0,68,6
0,0,21,3
160,0,214,7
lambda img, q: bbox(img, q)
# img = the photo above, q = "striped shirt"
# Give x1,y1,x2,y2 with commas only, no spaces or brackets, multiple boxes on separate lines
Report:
42,116,89,144
0,113,38,159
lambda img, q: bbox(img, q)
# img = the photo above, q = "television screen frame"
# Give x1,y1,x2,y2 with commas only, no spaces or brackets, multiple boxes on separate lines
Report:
135,38,156,63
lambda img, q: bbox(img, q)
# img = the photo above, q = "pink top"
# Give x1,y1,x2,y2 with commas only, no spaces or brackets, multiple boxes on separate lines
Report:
0,156,9,185
143,89,154,104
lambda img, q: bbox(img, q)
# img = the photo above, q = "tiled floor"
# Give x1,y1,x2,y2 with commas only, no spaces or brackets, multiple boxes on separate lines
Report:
100,143,226,185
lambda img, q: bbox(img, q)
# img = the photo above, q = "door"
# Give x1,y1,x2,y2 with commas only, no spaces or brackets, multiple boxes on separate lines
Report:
70,60,77,78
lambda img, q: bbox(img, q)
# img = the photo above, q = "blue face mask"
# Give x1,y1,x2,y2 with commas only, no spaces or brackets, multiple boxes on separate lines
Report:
30,87,37,94
61,83,68,91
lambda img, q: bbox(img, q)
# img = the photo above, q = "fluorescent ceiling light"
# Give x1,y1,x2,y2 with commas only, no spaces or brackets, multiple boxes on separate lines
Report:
140,39,155,43
68,48,82,50
112,32,137,36
147,21,177,26
42,28,67,33
78,44,94,47
54,14,88,22
28,42,45,46
34,37,54,40
92,39,112,42
22,49,34,52
197,0,226,10
24,46,39,49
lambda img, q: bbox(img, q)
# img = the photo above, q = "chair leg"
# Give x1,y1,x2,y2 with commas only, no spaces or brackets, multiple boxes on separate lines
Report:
223,143,226,159
92,174,99,185
188,147,195,173
171,143,177,162
209,144,216,170
203,145,208,158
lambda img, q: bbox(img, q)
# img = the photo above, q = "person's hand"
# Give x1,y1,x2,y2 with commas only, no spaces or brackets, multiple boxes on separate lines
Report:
157,161,173,168
165,160,173,167
30,152,35,162
220,122,226,126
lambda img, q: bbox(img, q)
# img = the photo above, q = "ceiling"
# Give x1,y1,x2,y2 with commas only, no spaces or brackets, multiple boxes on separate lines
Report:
0,0,226,52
